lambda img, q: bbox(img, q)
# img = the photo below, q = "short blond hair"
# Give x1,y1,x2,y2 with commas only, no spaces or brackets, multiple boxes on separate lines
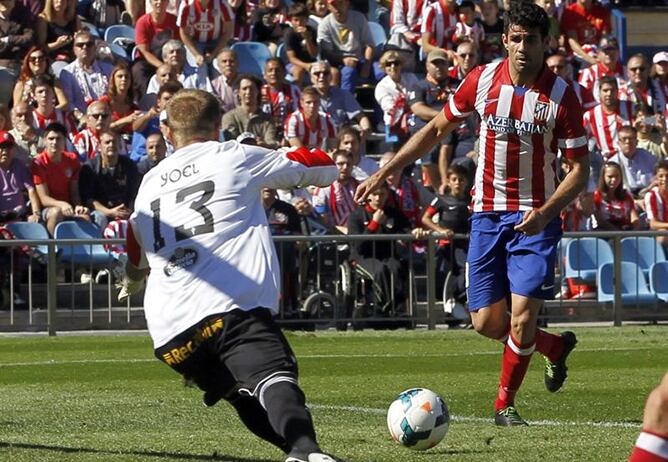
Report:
379,51,403,68
166,90,221,146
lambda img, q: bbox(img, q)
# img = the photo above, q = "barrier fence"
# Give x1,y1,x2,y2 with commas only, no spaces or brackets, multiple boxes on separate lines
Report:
1,230,667,335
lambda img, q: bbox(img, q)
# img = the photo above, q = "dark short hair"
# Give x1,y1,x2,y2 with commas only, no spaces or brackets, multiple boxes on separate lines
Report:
157,81,183,100
599,75,618,90
459,0,475,10
447,163,470,179
655,159,668,174
235,73,263,91
337,126,361,143
287,2,309,17
32,74,55,89
331,149,353,161
300,86,320,100
43,122,68,138
504,1,550,39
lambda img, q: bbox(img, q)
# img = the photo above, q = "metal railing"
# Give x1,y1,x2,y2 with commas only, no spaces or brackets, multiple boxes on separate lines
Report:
1,230,667,334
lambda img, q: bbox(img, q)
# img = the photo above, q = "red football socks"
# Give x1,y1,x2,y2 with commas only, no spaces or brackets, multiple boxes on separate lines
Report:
495,335,535,411
629,431,668,461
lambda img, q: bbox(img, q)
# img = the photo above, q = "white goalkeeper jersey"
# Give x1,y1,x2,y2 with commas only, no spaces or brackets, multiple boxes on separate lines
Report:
128,140,337,348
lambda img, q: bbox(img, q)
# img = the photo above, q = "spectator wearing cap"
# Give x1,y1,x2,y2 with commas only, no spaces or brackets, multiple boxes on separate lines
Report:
0,0,35,105
79,130,140,230
560,0,611,65
31,122,89,235
620,53,667,116
652,51,668,115
374,50,417,142
137,132,167,176
547,53,596,111
578,35,625,102
407,48,458,193
310,60,372,137
317,0,383,93
283,2,318,84
130,81,182,162
60,29,114,118
221,75,280,149
0,131,41,223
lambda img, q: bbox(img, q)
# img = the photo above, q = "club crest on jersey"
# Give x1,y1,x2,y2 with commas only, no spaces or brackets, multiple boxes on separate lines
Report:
164,247,198,276
534,101,551,123
484,114,548,136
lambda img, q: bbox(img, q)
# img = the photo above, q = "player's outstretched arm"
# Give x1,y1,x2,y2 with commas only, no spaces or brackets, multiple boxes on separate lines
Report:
354,111,457,204
515,154,589,236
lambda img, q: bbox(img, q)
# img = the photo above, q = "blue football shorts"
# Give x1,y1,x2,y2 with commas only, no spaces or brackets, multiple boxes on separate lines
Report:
465,211,562,312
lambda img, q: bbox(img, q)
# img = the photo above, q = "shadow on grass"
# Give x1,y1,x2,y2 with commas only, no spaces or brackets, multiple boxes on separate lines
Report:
0,441,275,462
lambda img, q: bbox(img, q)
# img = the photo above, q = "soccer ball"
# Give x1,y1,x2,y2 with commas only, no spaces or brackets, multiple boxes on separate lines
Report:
386,388,450,450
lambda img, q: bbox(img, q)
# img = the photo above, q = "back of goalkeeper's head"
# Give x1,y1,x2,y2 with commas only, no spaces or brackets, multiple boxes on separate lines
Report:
165,89,222,149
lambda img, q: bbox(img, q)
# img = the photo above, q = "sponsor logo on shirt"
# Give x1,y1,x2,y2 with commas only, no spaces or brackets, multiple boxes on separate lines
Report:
484,114,548,136
164,247,199,276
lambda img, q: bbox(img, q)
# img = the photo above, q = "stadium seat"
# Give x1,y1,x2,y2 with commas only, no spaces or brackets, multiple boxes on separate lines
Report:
54,221,113,267
368,21,387,49
51,60,68,79
620,236,666,275
597,261,657,304
108,43,128,62
277,42,288,65
80,21,101,38
564,237,614,282
103,25,135,48
649,261,668,302
231,42,273,76
5,222,50,258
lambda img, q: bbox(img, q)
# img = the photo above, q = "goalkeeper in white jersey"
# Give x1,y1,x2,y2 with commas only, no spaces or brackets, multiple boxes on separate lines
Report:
119,89,343,462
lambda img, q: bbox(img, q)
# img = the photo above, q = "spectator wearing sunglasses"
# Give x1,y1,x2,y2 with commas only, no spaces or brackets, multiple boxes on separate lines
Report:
72,100,116,161
60,29,114,119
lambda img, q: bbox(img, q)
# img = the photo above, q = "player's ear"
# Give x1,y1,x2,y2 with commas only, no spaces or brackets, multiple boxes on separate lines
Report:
164,125,175,146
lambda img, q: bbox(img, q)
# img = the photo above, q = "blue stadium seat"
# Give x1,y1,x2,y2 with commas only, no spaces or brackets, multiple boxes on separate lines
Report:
277,42,288,65
104,25,136,47
368,21,387,49
54,221,112,267
564,237,614,282
649,261,668,302
5,222,50,258
620,236,666,275
109,43,128,62
80,21,101,38
597,261,657,304
51,60,68,79
231,42,273,76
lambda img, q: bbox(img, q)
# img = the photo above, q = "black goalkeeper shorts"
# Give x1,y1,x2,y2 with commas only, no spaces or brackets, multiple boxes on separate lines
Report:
154,308,299,398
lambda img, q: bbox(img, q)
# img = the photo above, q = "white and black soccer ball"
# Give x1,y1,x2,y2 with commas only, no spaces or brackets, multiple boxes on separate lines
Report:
386,388,450,451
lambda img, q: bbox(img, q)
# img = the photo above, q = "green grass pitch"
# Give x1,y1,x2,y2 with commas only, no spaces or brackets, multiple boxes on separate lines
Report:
0,326,666,462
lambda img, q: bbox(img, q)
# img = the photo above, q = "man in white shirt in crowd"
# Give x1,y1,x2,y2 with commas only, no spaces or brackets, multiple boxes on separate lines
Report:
117,89,343,462
608,125,657,197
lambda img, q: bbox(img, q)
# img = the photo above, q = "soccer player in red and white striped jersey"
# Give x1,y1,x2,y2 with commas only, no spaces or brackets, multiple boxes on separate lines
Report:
583,75,635,160
285,87,336,150
177,0,233,67
356,2,589,427
645,160,668,248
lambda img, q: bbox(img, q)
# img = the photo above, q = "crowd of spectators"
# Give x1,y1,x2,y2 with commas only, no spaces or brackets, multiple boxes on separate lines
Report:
2,0,668,308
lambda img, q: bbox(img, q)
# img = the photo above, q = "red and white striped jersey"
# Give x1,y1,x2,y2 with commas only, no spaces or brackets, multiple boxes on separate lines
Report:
654,77,668,115
583,102,634,160
569,79,597,110
578,62,625,101
285,110,337,149
312,178,359,227
177,0,233,44
618,80,667,116
443,60,588,212
103,219,128,256
265,83,301,127
452,20,484,47
32,109,77,138
421,0,457,50
390,0,430,40
73,128,100,161
593,189,636,230
644,185,668,223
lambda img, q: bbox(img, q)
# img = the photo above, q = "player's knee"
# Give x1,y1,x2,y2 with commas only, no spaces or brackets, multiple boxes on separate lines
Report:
471,315,506,339
644,382,668,433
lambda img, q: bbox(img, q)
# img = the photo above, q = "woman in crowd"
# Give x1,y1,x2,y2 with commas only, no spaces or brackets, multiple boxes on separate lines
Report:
38,0,80,61
12,46,68,110
593,161,641,231
106,63,141,136
374,51,417,142
307,0,328,29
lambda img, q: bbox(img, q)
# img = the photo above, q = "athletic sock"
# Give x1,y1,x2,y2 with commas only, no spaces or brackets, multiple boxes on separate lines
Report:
228,394,290,453
629,431,668,461
495,335,535,411
261,380,321,456
534,329,564,362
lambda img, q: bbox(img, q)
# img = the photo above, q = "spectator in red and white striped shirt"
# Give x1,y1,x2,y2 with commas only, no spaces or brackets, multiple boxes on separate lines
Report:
583,75,634,160
31,75,77,140
285,86,336,150
547,53,596,111
644,160,668,247
420,0,458,61
578,36,624,103
263,58,301,135
177,0,233,67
